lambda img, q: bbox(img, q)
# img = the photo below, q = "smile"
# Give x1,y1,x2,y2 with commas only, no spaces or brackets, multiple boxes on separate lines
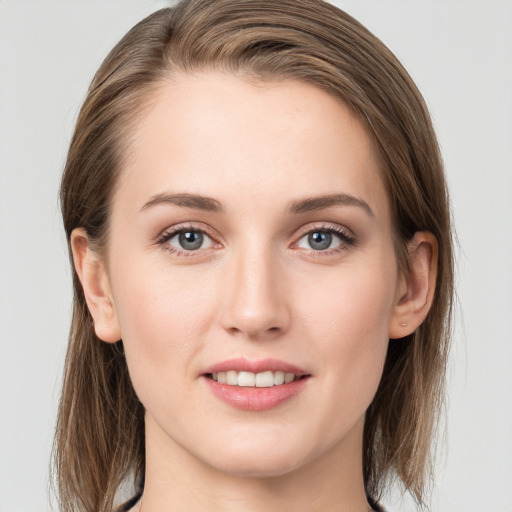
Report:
202,359,311,411
209,370,300,387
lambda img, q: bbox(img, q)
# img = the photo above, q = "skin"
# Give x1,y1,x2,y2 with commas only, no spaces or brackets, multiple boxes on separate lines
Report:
72,73,437,512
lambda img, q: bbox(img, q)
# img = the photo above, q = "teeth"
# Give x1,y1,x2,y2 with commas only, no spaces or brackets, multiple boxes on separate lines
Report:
238,371,255,387
255,371,274,387
211,370,299,387
273,371,285,385
284,372,295,384
226,370,238,385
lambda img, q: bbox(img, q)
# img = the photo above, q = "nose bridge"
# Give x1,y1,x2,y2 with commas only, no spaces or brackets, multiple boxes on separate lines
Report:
220,234,289,338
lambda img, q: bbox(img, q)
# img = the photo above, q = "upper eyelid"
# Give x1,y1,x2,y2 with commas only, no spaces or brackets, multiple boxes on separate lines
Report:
293,222,354,240
156,221,353,248
156,222,353,238
156,222,220,242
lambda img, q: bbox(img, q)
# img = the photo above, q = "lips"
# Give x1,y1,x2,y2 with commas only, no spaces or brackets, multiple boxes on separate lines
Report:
203,357,308,376
202,358,311,411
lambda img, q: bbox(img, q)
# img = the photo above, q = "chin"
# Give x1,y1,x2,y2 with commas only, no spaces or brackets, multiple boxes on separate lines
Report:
200,439,312,479
212,455,305,479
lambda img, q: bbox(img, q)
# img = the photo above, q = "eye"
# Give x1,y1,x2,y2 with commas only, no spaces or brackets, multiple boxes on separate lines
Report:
169,230,212,251
156,225,216,255
298,231,339,251
294,225,355,253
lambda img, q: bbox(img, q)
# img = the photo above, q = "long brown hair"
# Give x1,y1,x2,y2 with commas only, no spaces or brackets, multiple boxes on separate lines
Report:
54,1,454,511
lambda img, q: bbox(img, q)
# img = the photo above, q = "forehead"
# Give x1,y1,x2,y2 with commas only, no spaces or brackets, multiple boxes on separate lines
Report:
115,72,389,220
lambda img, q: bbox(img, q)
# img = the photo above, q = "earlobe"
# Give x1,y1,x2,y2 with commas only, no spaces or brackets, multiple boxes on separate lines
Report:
70,228,122,343
389,231,438,339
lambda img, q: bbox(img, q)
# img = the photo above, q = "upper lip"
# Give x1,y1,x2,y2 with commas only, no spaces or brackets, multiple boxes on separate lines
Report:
202,358,309,376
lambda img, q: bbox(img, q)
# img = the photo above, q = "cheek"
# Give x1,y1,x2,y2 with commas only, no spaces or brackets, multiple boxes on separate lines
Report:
298,256,396,342
109,261,219,398
294,254,397,406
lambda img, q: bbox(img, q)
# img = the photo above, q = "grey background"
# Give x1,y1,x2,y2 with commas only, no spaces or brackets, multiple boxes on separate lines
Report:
1,1,511,511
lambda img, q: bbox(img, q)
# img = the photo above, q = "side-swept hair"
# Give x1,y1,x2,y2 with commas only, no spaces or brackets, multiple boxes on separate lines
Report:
54,1,454,511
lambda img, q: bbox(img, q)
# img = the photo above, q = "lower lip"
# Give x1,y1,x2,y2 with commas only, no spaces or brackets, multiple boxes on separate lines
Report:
203,376,310,411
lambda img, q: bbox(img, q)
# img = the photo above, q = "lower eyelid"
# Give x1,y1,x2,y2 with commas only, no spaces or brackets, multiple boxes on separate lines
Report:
162,245,206,257
299,246,351,260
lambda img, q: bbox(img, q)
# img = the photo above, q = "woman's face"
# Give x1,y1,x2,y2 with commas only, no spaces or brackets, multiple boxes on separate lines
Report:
104,73,403,476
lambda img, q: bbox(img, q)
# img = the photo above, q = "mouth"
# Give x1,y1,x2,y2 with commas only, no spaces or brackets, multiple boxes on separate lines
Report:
201,358,311,411
206,370,306,387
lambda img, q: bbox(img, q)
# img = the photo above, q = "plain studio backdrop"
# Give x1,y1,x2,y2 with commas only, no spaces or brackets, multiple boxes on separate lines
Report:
0,1,511,511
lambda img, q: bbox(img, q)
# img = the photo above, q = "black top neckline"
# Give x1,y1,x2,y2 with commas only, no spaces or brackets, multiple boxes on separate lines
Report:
115,492,387,512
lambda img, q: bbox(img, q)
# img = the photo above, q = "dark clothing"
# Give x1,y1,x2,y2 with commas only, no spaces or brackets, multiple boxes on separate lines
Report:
115,492,387,511
115,493,141,512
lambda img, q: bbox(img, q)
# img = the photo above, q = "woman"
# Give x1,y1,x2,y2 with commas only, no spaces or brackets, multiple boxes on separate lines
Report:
53,1,454,511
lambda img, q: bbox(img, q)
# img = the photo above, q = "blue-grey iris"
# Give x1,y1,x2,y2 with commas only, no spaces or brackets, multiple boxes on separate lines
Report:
179,231,203,250
308,231,332,250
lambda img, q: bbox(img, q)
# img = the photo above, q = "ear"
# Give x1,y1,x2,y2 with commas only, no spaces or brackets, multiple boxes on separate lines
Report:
389,231,438,339
71,228,122,343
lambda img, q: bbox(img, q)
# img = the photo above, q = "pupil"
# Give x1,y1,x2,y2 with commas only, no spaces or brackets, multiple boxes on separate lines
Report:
179,231,203,250
308,231,331,250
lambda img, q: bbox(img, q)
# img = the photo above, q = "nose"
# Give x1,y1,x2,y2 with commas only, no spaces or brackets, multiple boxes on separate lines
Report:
219,242,291,340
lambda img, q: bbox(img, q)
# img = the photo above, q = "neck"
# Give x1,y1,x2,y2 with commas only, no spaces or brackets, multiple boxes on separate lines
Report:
138,414,371,512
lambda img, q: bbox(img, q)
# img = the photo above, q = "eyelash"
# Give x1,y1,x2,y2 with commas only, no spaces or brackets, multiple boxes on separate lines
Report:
155,223,356,258
155,223,219,257
292,224,356,257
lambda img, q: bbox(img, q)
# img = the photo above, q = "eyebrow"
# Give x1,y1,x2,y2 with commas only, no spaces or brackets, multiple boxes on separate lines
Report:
141,193,224,213
141,191,373,217
287,193,374,217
